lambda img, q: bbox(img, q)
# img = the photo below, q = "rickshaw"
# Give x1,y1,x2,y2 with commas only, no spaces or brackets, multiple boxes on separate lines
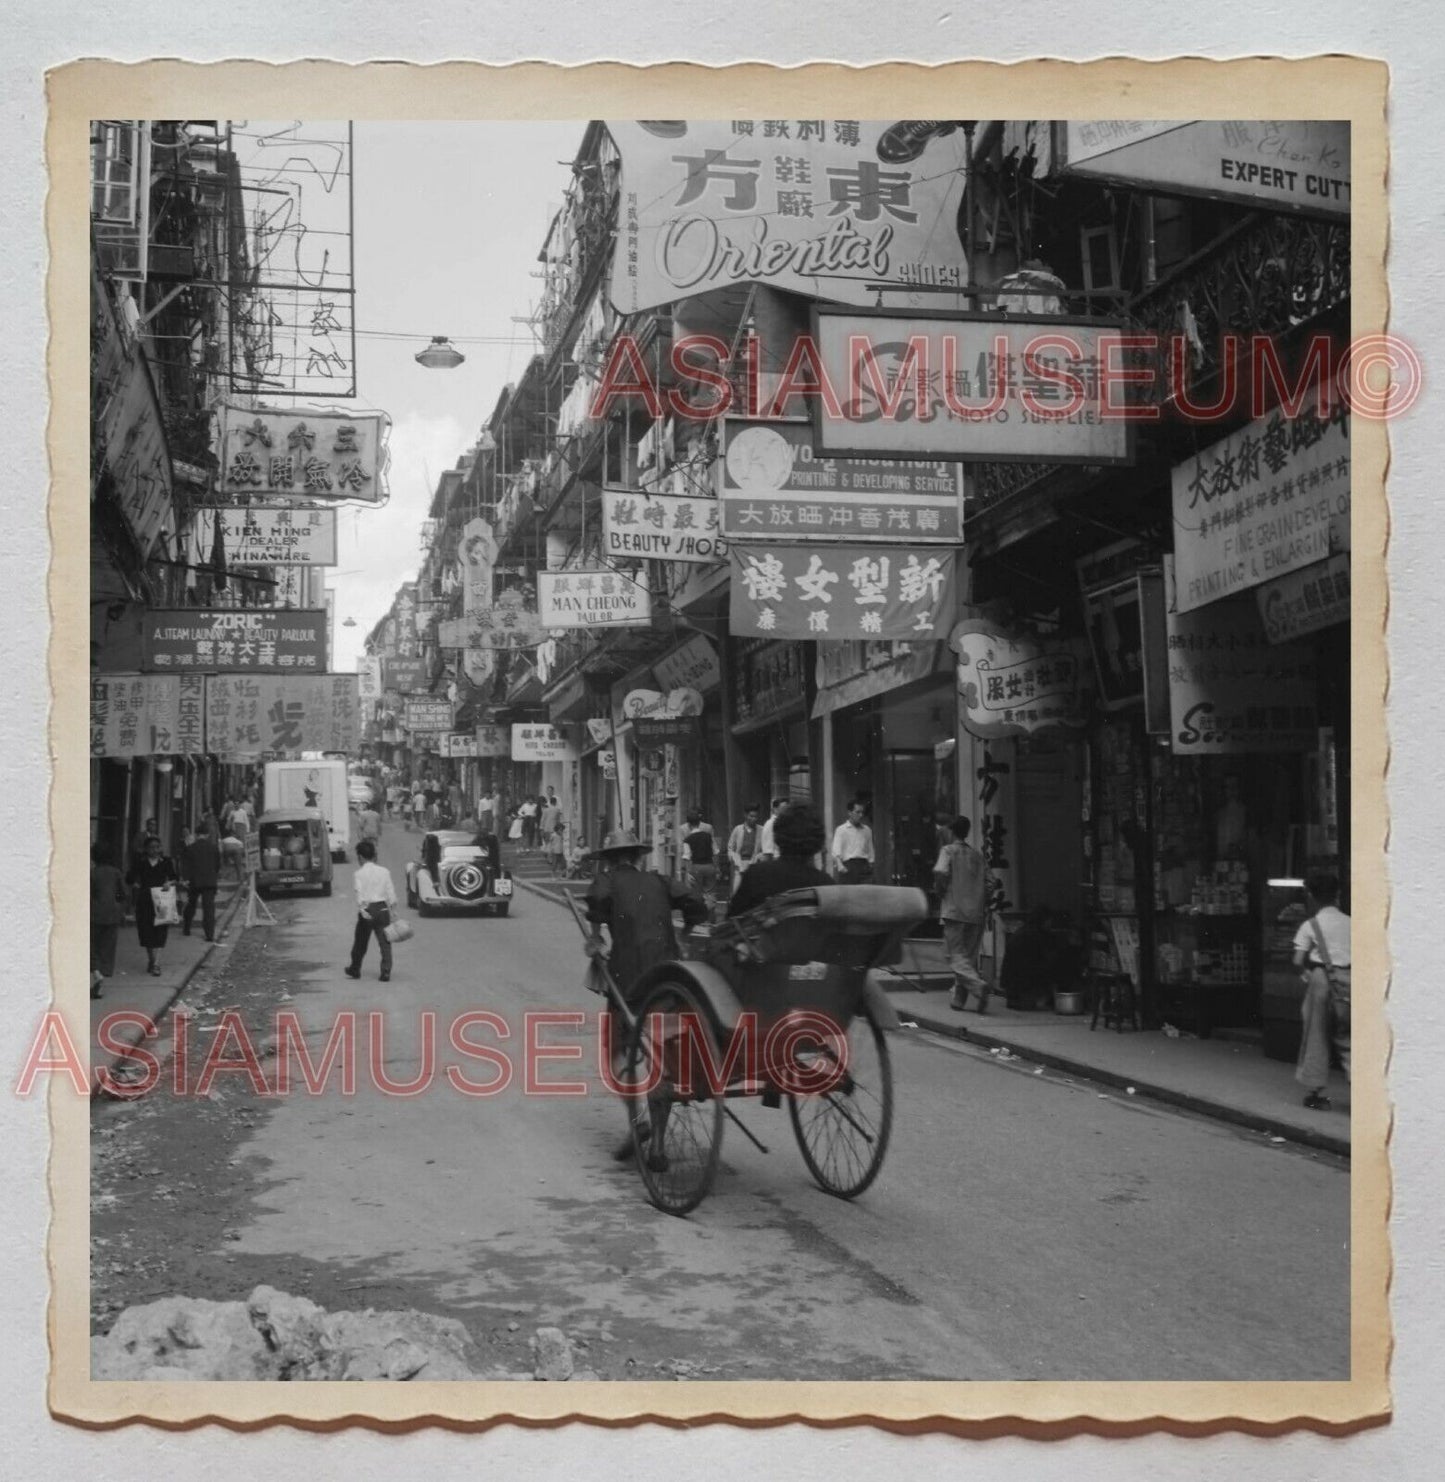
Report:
569,884,927,1216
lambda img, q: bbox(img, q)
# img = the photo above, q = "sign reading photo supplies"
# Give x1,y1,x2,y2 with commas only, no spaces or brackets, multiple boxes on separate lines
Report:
607,120,971,315
512,723,578,762
730,543,957,641
602,487,727,563
538,569,651,629
811,308,1132,464
720,419,964,541
142,609,328,673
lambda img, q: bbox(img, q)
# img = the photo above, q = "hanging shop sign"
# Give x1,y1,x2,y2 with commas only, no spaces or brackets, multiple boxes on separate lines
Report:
730,543,957,642
811,308,1133,464
512,723,578,763
201,506,338,566
607,119,971,315
205,674,360,758
383,656,427,693
731,640,810,729
1057,120,1349,219
464,589,548,651
652,633,722,696
586,717,615,747
1257,555,1351,644
461,517,498,614
602,487,727,563
1164,556,1318,754
475,723,510,757
141,609,328,674
719,418,964,541
445,732,479,757
949,616,1089,739
403,697,455,734
90,674,205,758
217,405,388,504
599,748,618,780
1171,395,1349,614
811,640,943,718
357,656,383,702
538,569,652,629
634,715,699,745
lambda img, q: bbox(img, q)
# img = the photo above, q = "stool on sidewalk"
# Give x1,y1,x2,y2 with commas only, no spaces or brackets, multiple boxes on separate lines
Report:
1089,971,1141,1033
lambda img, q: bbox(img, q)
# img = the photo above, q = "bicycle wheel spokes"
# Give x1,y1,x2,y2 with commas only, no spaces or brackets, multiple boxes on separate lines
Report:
788,1007,893,1199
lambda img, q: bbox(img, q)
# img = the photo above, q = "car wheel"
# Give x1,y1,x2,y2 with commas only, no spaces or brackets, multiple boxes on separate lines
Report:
321,880,332,897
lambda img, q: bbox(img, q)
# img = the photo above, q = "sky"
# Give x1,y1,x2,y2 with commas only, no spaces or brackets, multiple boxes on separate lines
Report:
238,121,585,671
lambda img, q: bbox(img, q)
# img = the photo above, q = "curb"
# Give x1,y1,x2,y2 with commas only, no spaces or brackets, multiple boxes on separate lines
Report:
90,884,250,1100
901,1005,1350,1160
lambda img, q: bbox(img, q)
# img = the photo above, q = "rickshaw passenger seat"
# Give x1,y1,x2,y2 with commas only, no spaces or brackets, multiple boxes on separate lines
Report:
810,886,929,927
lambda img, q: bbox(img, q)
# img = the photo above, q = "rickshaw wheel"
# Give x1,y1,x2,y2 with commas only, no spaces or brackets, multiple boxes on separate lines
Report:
787,1003,893,1199
624,977,725,1217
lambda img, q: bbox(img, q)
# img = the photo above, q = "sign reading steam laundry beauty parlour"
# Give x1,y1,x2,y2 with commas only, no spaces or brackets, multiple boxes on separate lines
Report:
537,569,652,629
141,609,328,673
949,615,1089,740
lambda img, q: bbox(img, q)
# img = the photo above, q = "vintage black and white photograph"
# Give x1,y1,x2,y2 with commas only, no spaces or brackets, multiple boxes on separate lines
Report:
51,60,1389,1427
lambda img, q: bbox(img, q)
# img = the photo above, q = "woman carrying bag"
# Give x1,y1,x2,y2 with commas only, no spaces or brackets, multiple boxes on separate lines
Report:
1293,869,1351,1111
127,833,179,977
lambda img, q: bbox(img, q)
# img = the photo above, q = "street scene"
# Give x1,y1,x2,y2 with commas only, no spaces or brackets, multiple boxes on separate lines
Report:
87,117,1353,1383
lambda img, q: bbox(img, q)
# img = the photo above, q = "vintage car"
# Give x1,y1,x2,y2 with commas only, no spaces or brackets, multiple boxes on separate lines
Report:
405,829,514,916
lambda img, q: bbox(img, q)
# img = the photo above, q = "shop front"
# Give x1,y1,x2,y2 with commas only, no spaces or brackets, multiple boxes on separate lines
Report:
724,638,813,827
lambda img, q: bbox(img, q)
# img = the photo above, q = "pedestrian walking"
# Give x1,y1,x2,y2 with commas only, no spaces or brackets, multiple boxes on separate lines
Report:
520,796,540,850
681,810,719,912
344,838,397,983
539,793,563,844
219,824,246,884
1294,870,1351,1110
126,834,179,977
726,803,764,897
181,819,222,942
412,784,427,830
934,814,992,1013
89,841,128,999
545,818,567,877
478,790,498,835
356,803,382,846
728,802,831,917
757,796,790,862
130,815,159,866
831,798,876,883
583,829,707,1163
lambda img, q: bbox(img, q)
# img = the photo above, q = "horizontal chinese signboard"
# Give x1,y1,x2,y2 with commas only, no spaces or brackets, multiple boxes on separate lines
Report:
1059,120,1349,219
607,120,971,315
1256,554,1351,644
441,590,548,652
538,569,652,629
949,618,1088,739
475,724,510,757
205,674,360,759
404,698,454,734
445,732,479,757
383,656,428,693
142,609,328,674
730,543,957,642
90,674,205,758
512,723,578,763
217,405,387,504
1171,397,1349,614
602,487,727,563
202,506,338,566
1164,558,1317,754
633,715,698,744
811,308,1132,464
720,419,964,541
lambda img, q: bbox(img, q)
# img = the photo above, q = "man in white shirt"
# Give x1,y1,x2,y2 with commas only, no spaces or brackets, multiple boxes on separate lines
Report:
345,838,398,982
1292,869,1351,1109
757,797,790,862
830,799,876,883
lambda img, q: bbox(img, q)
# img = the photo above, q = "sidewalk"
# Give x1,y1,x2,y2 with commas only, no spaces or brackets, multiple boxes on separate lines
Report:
508,863,1350,1159
89,880,246,1095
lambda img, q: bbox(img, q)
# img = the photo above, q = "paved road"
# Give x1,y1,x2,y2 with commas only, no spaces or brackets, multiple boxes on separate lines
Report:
99,828,1351,1381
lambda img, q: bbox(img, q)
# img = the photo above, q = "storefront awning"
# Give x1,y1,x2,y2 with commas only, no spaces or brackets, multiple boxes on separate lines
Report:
811,642,948,719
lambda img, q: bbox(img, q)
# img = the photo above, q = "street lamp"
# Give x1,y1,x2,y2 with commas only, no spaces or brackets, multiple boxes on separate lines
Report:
415,336,465,369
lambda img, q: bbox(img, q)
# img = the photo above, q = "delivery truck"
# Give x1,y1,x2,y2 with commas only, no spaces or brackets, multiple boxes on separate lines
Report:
263,759,351,861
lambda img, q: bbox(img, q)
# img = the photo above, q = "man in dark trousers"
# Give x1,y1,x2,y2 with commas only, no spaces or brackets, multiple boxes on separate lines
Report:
181,818,222,942
583,829,706,1163
934,814,993,1013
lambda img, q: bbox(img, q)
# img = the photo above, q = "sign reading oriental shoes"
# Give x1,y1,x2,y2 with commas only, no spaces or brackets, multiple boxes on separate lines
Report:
217,405,388,504
206,675,360,758
730,544,956,641
607,120,971,314
142,610,328,673
1171,396,1349,614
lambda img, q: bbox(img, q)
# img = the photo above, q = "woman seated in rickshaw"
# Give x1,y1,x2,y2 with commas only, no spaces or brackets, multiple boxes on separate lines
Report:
727,801,831,918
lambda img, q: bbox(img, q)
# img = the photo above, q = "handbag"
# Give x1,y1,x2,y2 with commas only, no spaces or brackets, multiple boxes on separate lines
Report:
383,917,414,944
364,900,392,931
150,883,180,927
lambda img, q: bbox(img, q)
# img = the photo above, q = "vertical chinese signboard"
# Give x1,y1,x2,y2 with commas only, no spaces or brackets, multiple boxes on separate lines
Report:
90,675,205,758
205,675,360,759
217,405,388,504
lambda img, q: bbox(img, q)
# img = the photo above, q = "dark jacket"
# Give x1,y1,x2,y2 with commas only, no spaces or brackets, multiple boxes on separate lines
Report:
90,863,128,927
728,856,832,918
585,862,706,1002
183,833,222,889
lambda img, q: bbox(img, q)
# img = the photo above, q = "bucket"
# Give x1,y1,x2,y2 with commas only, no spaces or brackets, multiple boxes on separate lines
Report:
1054,989,1086,1016
262,848,283,871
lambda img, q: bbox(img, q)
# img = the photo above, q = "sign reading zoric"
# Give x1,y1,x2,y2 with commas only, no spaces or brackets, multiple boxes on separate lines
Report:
90,674,205,758
1171,397,1349,614
720,418,964,541
730,543,957,641
202,506,338,566
205,674,360,758
142,610,328,673
218,406,387,503
538,569,652,629
607,120,971,315
602,487,727,563
811,309,1133,464
512,723,578,762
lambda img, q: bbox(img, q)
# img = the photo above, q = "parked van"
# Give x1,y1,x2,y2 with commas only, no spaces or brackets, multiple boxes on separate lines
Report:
255,809,334,898
264,759,350,861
